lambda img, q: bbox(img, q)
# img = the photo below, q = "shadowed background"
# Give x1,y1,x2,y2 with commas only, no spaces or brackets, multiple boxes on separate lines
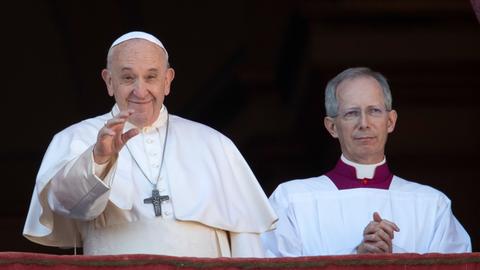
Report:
1,0,479,253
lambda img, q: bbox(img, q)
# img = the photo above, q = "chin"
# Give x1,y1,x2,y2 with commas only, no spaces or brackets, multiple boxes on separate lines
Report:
130,114,151,127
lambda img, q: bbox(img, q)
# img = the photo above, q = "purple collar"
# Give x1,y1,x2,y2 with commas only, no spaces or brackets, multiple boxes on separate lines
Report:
325,159,393,190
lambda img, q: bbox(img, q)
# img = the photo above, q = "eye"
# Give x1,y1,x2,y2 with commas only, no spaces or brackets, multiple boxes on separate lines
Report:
146,74,158,81
369,107,384,116
122,75,134,82
344,110,360,118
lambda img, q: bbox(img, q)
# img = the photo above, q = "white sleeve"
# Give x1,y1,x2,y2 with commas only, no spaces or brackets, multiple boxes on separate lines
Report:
230,232,265,258
428,197,472,253
261,185,302,257
47,145,117,220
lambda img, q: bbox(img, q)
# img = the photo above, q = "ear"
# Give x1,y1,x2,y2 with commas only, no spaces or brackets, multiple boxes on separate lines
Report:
163,68,175,96
324,116,339,138
387,109,398,133
101,69,114,97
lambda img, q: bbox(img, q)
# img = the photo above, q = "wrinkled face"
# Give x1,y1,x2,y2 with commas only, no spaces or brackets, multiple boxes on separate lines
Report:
324,76,397,164
102,39,174,128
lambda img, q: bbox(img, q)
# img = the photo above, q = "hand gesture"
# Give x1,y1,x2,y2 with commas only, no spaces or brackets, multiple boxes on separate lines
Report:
356,212,400,254
93,110,139,164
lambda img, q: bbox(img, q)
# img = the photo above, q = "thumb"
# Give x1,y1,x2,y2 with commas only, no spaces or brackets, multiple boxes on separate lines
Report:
122,128,140,143
373,212,382,222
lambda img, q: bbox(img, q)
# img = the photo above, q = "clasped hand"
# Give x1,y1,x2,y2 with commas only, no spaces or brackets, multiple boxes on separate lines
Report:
356,212,400,254
93,110,140,164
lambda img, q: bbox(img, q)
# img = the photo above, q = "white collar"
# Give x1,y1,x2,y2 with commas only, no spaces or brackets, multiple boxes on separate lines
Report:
341,154,386,179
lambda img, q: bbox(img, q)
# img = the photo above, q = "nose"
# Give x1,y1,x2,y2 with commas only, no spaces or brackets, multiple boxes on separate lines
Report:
358,112,371,129
133,79,148,98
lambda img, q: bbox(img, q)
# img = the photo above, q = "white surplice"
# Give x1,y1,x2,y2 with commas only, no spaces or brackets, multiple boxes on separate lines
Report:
262,175,471,256
23,105,277,257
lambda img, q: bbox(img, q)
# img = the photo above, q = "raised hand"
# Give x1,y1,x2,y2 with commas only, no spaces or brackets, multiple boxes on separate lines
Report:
93,110,140,164
356,212,400,254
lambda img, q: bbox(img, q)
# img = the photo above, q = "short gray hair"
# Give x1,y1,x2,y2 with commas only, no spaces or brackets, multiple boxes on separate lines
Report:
324,67,392,117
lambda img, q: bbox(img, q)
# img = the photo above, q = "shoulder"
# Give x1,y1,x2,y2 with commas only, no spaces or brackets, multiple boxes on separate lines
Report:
271,175,334,201
391,175,451,203
169,114,233,142
170,114,222,133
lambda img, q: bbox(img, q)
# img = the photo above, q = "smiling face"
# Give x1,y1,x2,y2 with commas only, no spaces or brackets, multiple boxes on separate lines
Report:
101,39,174,128
324,76,397,164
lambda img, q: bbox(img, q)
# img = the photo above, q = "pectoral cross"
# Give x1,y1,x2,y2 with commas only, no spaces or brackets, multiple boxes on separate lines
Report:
144,189,170,216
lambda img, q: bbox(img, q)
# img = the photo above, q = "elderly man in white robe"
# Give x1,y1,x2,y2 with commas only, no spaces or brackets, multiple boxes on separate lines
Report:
262,67,471,256
23,31,277,257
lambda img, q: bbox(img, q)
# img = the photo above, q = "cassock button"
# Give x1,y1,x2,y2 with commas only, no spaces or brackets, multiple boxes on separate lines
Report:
361,179,369,185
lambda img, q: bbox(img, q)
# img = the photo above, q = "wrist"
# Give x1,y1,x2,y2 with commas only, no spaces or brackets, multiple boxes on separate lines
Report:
93,146,111,165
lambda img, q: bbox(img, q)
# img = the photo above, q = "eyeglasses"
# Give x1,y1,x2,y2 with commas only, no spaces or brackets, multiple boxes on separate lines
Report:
337,106,389,121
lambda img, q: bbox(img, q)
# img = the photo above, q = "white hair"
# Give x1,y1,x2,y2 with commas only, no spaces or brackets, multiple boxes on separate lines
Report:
324,67,393,117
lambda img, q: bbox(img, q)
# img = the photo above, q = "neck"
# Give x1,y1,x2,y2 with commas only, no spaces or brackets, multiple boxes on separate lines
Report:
341,154,385,179
325,157,393,190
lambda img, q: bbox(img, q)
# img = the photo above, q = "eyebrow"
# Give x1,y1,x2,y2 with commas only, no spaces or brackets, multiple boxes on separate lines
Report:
342,106,360,111
343,104,383,109
119,67,159,73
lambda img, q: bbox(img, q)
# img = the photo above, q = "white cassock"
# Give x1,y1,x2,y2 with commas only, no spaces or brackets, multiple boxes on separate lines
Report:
262,171,471,256
23,105,277,257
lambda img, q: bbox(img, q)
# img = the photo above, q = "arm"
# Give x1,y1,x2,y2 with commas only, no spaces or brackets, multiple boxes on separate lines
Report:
47,146,116,220
428,198,471,252
261,185,302,257
48,110,139,220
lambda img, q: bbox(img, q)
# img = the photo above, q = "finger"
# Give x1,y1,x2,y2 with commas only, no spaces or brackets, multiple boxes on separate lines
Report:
361,242,383,253
115,109,135,123
105,117,128,130
104,109,135,128
364,229,392,248
380,219,400,232
373,212,399,232
121,128,140,143
378,221,400,239
363,233,378,242
364,223,394,245
374,228,393,246
370,239,391,253
363,221,380,235
98,128,116,139
371,212,400,237
117,109,135,118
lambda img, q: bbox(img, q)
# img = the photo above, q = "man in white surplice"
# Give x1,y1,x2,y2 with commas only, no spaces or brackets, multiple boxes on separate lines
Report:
262,67,471,256
23,31,277,257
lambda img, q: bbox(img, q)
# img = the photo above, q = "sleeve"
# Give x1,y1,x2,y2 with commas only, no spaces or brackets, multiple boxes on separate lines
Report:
261,185,302,257
23,125,118,247
48,145,117,220
428,196,472,253
230,232,265,257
